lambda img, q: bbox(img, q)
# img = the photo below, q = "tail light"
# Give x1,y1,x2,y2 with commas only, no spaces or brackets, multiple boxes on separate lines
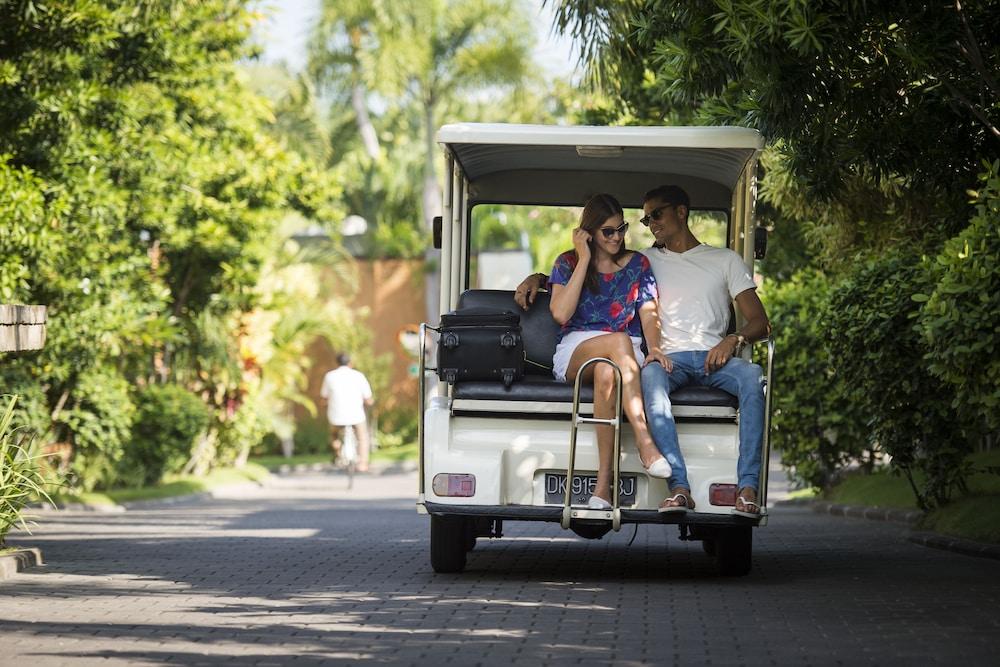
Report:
432,473,476,497
709,483,738,506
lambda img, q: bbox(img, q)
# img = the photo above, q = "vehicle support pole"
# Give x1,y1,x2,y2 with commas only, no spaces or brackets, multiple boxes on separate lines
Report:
417,323,428,501
759,337,775,509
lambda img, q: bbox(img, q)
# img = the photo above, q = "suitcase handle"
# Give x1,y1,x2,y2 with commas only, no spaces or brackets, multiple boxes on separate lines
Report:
499,332,519,349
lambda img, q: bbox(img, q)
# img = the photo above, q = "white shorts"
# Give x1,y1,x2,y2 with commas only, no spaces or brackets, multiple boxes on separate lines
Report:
552,331,645,383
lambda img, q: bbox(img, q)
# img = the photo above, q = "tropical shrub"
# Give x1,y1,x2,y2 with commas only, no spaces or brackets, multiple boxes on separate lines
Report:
763,271,869,488
215,393,271,468
61,368,136,492
826,252,969,510
1,395,53,545
293,416,330,456
917,163,1000,434
119,384,211,487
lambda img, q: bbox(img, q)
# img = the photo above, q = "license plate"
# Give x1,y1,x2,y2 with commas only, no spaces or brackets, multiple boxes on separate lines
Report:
544,473,637,506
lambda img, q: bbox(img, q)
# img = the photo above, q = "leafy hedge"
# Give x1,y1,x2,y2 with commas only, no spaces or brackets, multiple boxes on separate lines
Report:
764,271,869,488
118,385,211,487
769,168,1000,509
825,252,968,510
916,163,1000,433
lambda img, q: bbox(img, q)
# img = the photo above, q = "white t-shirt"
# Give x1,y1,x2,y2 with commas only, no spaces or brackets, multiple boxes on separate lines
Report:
320,366,373,426
641,244,757,354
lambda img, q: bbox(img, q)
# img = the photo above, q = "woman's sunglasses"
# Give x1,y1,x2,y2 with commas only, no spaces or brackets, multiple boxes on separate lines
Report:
598,222,629,239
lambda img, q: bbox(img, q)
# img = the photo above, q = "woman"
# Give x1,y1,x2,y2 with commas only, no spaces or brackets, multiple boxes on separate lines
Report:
548,193,671,510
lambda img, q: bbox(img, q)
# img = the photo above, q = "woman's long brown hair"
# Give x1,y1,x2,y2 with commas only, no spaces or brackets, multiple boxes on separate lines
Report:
577,193,629,294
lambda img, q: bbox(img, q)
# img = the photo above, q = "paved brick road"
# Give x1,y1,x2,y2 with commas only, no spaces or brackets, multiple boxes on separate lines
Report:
2,469,999,666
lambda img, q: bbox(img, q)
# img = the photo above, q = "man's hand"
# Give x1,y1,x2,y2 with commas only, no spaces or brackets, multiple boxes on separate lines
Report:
514,273,547,310
705,335,740,373
644,348,673,372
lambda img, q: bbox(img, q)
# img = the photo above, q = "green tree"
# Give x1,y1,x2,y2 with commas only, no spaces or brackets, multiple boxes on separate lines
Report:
916,162,1000,434
0,1,343,488
310,0,537,230
551,1,999,213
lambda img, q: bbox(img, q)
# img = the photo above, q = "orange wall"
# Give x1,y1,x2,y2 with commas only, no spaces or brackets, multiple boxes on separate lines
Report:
304,259,426,421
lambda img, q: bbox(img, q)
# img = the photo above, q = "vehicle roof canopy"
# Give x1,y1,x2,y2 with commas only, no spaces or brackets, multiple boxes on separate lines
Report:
437,123,764,210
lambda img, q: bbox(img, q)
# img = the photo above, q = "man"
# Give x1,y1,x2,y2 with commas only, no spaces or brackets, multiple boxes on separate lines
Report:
515,185,770,516
320,353,374,473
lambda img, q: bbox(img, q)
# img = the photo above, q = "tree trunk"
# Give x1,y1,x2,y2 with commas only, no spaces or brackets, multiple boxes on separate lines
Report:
351,84,380,160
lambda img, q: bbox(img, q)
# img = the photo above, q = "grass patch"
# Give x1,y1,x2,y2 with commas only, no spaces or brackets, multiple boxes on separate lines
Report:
251,453,329,470
824,470,918,509
251,442,417,471
371,442,417,463
49,490,118,508
921,495,1000,544
823,448,1000,544
786,487,820,501
49,463,270,508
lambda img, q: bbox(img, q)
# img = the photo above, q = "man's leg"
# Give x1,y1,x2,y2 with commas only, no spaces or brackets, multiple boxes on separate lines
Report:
640,354,694,491
329,424,344,464
352,422,370,472
703,357,765,492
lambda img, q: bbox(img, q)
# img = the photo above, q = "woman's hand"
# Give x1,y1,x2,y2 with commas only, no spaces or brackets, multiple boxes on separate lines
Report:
644,348,672,372
572,228,591,262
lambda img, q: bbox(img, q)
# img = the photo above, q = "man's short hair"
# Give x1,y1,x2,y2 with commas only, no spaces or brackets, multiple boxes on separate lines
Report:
337,353,351,366
643,185,690,208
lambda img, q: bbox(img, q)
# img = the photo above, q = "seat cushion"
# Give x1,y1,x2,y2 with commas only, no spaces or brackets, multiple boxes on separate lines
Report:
453,375,737,408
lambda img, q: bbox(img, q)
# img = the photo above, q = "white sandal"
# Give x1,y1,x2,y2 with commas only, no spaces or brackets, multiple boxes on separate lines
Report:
731,492,761,518
658,492,693,514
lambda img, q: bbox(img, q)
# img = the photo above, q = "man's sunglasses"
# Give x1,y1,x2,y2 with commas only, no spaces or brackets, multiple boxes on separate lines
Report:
598,222,629,239
639,204,675,226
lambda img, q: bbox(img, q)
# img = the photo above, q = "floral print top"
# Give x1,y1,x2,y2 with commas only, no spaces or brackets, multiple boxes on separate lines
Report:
547,250,658,343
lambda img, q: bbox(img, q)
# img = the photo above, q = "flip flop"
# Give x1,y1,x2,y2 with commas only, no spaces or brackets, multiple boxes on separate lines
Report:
658,491,694,514
731,493,761,518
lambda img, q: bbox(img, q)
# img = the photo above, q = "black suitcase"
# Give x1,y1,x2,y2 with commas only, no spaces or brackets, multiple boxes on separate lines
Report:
437,307,524,386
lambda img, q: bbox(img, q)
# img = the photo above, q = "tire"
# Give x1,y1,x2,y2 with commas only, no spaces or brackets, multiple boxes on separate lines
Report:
464,521,477,552
430,515,467,573
715,526,752,576
702,538,716,556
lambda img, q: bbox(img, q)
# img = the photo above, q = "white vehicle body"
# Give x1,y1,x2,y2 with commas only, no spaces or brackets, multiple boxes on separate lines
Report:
418,123,773,575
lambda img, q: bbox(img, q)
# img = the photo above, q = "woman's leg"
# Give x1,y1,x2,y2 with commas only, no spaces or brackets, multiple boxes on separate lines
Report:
590,363,616,502
565,334,666,498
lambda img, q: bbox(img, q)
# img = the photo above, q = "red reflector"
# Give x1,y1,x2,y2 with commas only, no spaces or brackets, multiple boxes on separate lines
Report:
710,483,738,506
432,473,476,497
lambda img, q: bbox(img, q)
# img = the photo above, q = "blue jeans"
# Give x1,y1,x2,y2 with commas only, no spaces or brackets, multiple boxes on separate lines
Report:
640,351,765,491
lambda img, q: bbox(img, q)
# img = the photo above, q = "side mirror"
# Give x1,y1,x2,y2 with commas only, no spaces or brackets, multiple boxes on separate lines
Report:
753,226,768,260
432,216,443,249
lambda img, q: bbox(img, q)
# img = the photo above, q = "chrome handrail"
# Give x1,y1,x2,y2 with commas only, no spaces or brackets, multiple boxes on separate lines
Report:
561,357,623,532
755,336,776,510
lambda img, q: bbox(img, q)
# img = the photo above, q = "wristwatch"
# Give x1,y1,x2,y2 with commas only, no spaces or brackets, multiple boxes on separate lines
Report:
729,333,748,355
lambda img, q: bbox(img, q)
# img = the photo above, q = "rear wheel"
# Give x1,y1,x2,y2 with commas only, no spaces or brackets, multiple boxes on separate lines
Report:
715,526,752,576
702,538,716,556
430,515,467,573
463,521,477,552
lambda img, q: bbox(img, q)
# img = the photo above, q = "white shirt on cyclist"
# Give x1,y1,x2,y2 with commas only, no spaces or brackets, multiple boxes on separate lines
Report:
320,366,373,426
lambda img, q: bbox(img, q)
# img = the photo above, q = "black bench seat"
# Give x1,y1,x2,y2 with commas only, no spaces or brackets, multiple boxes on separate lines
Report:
453,376,737,408
451,289,738,410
